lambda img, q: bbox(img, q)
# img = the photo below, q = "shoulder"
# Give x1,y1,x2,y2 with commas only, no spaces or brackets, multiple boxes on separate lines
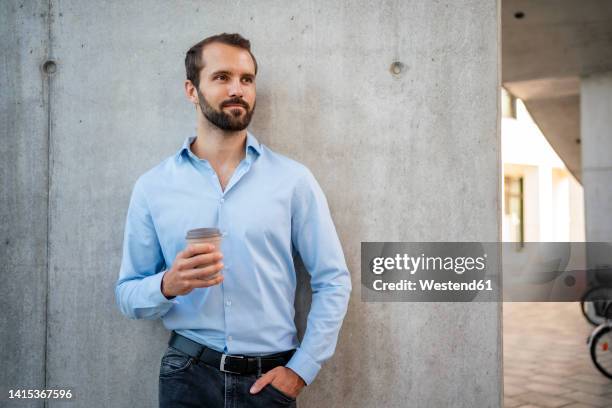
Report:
132,155,177,196
259,143,315,182
259,144,326,203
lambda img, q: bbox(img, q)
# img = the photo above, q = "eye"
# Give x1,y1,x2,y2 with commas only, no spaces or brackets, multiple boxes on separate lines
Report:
214,74,228,81
242,77,254,84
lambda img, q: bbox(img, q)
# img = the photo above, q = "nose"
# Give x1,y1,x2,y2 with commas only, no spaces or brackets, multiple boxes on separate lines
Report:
227,78,244,98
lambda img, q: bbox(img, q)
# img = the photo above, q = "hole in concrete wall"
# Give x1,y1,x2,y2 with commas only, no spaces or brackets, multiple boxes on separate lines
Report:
390,61,404,76
42,60,57,74
514,11,525,19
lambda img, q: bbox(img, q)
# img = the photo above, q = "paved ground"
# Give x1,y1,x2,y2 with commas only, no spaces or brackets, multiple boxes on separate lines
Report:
504,302,612,407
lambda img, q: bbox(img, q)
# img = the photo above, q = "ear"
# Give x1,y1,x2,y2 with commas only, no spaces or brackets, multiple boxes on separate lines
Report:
184,80,199,105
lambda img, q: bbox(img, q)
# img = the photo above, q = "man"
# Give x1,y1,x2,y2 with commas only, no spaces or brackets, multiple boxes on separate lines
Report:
114,33,352,407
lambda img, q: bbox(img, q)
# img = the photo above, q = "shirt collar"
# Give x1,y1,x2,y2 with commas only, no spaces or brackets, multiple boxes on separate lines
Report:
245,131,263,156
176,131,262,163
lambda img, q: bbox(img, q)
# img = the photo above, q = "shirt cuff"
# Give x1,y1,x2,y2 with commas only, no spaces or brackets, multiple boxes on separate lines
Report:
147,270,178,305
285,347,321,386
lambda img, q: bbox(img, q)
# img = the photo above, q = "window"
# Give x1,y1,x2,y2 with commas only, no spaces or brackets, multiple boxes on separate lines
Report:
504,176,524,244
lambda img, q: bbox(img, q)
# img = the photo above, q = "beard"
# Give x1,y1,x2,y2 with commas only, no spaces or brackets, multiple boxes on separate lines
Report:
197,88,255,131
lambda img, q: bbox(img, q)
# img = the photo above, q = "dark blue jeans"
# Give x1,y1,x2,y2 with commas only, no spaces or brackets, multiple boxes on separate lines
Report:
159,345,298,407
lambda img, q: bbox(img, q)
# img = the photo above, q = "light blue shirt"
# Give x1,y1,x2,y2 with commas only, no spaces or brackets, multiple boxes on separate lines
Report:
115,132,351,385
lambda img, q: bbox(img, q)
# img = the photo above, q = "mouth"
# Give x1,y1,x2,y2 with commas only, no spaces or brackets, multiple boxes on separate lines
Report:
223,104,247,110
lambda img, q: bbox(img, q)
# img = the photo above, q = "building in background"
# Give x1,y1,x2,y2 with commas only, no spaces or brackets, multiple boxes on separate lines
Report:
502,88,585,243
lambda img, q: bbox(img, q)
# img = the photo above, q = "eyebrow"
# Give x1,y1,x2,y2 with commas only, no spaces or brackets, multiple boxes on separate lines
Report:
210,70,255,79
210,70,232,77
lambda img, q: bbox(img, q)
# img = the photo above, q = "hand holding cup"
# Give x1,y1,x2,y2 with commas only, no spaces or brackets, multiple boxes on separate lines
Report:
161,242,224,298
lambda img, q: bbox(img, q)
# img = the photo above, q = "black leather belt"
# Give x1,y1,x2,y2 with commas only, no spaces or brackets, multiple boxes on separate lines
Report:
168,331,296,376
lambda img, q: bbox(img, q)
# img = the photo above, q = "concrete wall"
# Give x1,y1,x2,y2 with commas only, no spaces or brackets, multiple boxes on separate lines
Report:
581,72,612,242
2,1,501,407
1,2,49,407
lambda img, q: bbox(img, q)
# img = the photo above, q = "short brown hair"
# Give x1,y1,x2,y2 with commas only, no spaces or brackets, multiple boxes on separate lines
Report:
185,33,258,89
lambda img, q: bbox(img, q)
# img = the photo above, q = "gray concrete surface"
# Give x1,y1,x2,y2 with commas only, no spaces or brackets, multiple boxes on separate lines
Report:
2,1,501,407
1,2,50,407
502,0,612,83
581,72,612,243
521,94,581,180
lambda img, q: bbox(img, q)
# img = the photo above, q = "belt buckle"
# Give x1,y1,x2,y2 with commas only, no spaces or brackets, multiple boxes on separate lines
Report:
220,354,244,374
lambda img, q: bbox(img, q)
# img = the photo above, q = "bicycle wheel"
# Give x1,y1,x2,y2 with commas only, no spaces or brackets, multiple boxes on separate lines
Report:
581,287,612,326
590,325,612,379
582,301,607,326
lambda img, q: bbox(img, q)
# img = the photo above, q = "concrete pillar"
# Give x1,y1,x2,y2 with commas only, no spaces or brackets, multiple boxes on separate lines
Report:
569,176,586,242
581,72,612,242
3,1,501,407
1,2,50,407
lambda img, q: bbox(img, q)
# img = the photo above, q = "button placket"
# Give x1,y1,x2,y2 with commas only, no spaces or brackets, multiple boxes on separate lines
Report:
217,187,232,350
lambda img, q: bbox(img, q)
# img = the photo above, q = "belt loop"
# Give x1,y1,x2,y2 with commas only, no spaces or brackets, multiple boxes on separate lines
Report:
256,357,262,377
196,345,206,362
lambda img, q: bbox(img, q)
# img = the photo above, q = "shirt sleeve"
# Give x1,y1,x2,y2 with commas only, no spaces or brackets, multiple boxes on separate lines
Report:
285,169,352,385
114,177,177,320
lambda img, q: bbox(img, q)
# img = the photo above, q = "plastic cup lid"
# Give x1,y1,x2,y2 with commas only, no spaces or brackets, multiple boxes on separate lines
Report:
185,228,222,239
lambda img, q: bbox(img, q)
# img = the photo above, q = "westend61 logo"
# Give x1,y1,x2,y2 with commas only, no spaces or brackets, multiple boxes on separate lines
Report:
361,242,500,302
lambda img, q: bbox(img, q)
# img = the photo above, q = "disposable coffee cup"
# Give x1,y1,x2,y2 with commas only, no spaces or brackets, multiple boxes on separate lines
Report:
185,228,223,280
185,227,223,248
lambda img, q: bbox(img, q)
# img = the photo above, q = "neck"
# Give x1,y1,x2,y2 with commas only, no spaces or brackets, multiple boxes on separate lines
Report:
191,113,247,166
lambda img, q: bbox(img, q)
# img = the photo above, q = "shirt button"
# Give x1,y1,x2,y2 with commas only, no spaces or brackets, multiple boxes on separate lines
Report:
226,300,232,307
220,198,225,204
227,336,233,342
